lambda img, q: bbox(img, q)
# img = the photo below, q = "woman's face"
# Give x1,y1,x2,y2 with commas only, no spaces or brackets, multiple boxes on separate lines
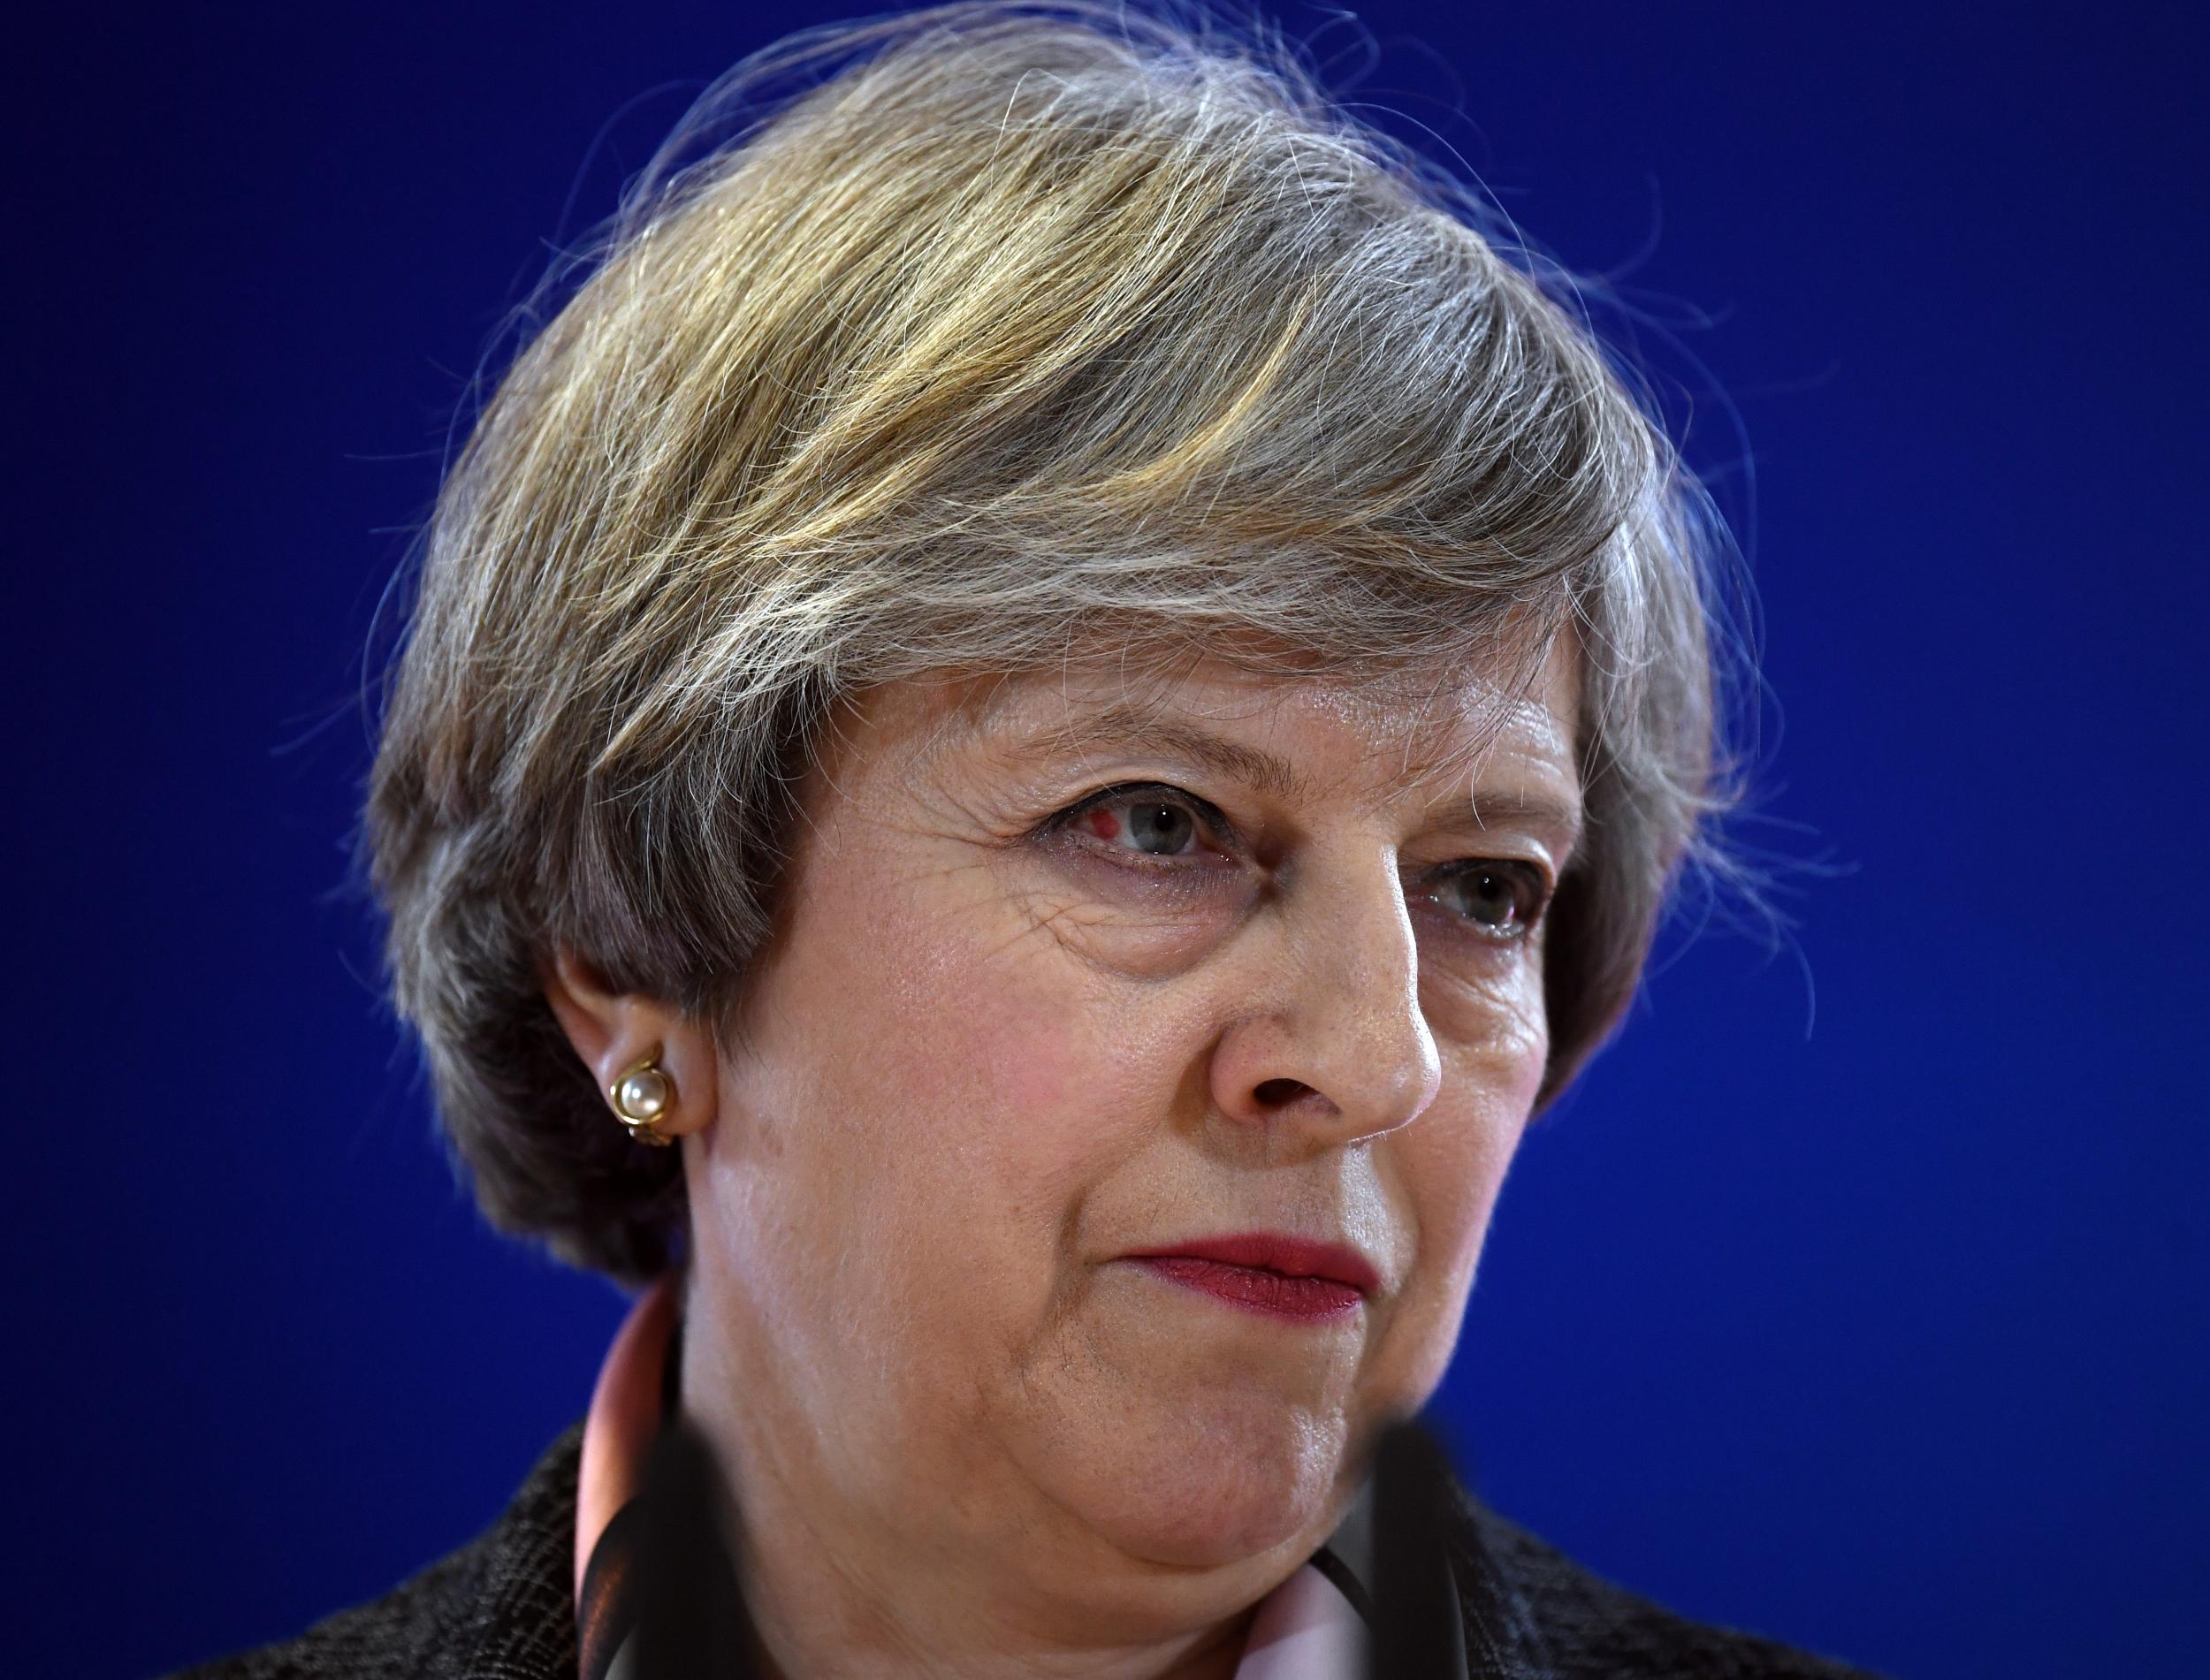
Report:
682,632,1582,1627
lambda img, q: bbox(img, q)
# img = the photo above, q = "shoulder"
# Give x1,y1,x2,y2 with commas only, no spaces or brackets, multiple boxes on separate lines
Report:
162,1423,584,1680
1448,1488,1891,1680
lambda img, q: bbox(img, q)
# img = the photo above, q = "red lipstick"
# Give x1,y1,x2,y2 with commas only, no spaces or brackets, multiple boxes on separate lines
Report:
1123,1232,1379,1324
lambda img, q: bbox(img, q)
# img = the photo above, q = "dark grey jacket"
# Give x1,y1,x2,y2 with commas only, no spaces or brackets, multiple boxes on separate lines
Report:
171,1421,1886,1679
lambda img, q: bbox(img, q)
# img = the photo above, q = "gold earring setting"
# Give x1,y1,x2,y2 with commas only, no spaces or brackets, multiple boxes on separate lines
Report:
608,1051,676,1147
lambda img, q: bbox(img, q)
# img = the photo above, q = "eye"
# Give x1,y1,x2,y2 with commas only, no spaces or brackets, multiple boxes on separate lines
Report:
1056,783,1227,864
1424,862,1552,943
1052,782,1556,937
1048,785,1554,943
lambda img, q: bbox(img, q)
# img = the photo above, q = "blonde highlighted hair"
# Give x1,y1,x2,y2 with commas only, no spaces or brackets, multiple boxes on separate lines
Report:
362,1,1757,1281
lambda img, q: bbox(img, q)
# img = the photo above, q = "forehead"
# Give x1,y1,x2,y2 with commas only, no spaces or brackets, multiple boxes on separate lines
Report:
927,629,1582,796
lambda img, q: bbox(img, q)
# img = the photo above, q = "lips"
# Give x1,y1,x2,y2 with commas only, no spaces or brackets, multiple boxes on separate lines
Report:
1124,1232,1382,1298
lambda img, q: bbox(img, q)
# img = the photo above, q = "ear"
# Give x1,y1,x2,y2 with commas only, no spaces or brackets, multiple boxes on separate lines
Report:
541,946,719,1143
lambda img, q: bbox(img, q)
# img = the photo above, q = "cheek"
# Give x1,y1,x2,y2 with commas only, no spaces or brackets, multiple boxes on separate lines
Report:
774,860,1140,1310
1369,1114,1527,1410
1411,1082,1529,1261
1444,976,1550,1224
1375,983,1549,1389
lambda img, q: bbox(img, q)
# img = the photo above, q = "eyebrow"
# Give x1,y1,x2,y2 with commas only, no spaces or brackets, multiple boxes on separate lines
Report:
988,701,1586,855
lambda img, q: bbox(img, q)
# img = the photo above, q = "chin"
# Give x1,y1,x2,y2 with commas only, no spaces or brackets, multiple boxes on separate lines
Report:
1022,1381,1350,1570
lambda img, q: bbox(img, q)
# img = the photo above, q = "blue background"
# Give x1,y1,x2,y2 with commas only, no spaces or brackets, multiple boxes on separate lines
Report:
10,4,2204,1676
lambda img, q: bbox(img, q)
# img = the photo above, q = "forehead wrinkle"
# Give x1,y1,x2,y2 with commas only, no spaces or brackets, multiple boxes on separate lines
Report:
936,653,1580,833
996,700,1321,803
1341,643,1578,800
1388,657,1513,789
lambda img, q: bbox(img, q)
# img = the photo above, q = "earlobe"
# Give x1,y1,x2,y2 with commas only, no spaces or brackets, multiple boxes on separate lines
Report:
541,946,717,1145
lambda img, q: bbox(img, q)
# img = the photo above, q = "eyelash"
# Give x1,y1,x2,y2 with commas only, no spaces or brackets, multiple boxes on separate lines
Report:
1048,781,1556,945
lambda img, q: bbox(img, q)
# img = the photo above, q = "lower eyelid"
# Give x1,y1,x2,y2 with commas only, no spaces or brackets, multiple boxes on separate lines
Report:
1073,842,1544,938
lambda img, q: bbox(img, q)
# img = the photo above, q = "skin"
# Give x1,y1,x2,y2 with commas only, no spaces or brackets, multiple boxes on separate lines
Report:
545,627,1584,1680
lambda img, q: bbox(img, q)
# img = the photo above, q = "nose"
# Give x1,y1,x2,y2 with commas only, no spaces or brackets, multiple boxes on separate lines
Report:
1207,841,1442,1149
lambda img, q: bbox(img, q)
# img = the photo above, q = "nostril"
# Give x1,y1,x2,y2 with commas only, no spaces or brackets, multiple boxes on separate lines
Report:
1253,1077,1310,1108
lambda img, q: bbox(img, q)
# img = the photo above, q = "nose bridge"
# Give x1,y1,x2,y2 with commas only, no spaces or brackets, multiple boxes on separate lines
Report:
1223,835,1442,1140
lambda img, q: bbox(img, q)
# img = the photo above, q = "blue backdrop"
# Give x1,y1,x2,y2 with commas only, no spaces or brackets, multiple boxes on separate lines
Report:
10,5,2204,1677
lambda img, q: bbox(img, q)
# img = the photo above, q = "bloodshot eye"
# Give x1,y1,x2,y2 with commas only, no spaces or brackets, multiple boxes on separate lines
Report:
1081,793,1201,858
1061,783,1224,863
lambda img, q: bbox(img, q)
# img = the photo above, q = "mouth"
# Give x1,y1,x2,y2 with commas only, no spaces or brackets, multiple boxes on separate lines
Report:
1120,1232,1380,1324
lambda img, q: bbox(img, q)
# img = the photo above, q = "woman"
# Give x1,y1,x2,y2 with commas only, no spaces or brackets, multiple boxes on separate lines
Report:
178,4,1884,1676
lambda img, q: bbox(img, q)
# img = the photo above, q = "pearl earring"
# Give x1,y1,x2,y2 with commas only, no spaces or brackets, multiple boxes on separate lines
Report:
607,1050,676,1147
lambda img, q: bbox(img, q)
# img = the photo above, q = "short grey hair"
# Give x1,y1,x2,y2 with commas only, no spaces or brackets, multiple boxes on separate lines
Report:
360,1,1759,1282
